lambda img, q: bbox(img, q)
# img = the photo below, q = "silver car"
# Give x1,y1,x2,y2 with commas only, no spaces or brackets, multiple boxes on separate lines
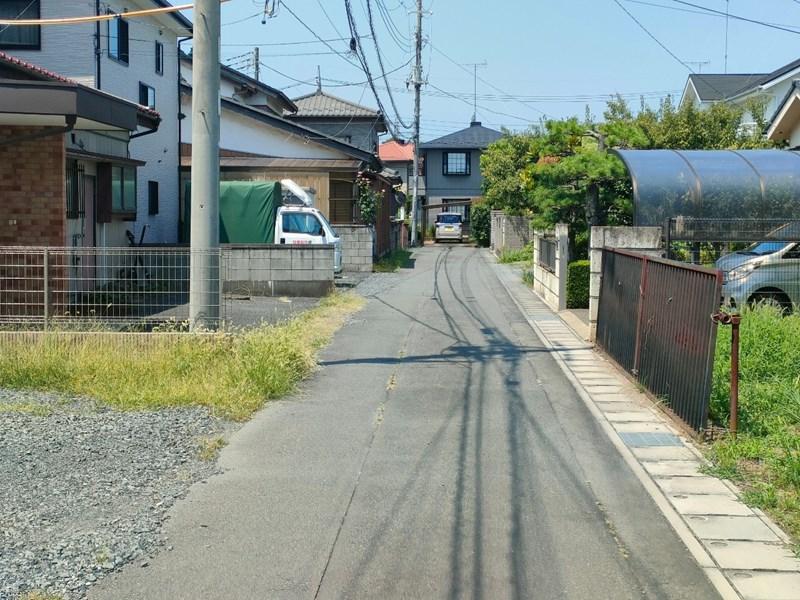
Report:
717,241,800,311
434,213,463,243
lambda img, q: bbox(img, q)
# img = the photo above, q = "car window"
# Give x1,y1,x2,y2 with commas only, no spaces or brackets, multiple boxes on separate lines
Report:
437,214,462,224
282,213,323,235
742,241,789,255
782,244,800,259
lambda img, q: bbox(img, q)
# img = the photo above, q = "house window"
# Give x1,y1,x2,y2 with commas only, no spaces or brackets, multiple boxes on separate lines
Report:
443,152,470,176
139,83,155,109
155,41,164,75
0,0,40,49
148,181,159,215
112,166,137,213
108,14,129,64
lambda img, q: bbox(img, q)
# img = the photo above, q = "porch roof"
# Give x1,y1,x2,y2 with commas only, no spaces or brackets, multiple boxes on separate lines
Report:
0,79,160,132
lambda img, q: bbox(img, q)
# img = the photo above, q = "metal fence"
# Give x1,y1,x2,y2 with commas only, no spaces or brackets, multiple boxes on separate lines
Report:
665,217,800,312
538,236,557,273
596,249,723,431
0,247,221,330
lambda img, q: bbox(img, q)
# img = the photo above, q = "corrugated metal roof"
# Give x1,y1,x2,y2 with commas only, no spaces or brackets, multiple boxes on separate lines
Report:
291,90,380,118
420,121,503,149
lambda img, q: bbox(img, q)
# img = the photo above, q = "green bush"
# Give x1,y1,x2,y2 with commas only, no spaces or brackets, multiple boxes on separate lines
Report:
470,201,491,247
566,260,590,309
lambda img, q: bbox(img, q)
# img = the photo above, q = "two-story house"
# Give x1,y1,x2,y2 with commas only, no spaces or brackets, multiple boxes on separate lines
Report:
680,58,800,148
0,0,191,246
287,87,387,154
419,121,503,223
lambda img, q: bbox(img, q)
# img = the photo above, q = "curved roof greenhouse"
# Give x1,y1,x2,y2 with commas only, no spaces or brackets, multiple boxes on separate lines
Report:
613,150,800,225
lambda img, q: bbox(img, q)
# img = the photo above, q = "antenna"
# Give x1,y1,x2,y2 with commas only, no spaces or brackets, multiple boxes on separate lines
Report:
316,65,322,92
463,61,487,122
685,59,711,73
724,0,729,73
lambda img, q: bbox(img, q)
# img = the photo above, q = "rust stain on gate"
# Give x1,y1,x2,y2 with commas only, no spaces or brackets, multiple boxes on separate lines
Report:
596,249,723,431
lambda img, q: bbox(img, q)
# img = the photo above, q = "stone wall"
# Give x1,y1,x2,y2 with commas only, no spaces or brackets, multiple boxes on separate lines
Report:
336,225,374,272
223,245,335,297
490,210,533,254
589,226,663,341
0,126,65,246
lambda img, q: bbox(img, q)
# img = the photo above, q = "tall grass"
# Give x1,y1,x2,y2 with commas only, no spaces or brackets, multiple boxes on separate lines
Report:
498,245,533,264
0,293,364,422
708,304,800,544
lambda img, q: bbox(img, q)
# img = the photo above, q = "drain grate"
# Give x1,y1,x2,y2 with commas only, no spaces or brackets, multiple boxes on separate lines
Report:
618,432,683,447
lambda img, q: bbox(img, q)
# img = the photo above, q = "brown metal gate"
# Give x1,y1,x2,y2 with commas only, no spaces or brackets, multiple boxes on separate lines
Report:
596,249,723,431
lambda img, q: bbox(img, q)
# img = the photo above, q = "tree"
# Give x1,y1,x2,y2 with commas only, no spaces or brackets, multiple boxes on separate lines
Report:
479,131,539,213
481,94,781,258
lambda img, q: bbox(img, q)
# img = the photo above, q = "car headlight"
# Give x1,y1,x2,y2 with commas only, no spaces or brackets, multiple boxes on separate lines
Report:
727,262,760,281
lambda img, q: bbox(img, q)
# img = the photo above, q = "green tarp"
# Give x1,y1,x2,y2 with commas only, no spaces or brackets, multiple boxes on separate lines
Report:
183,180,281,243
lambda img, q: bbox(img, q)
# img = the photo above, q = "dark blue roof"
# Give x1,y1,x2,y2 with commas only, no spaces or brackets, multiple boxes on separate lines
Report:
420,121,503,149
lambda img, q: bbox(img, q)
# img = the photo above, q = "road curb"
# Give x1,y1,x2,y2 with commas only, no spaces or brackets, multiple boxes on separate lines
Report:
489,256,800,600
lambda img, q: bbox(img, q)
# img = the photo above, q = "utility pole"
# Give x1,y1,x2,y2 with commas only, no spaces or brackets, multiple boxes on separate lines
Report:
464,61,487,122
254,47,260,81
409,0,423,247
189,0,221,329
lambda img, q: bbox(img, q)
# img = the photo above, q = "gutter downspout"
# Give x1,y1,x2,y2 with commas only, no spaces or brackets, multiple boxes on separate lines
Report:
130,125,159,140
95,0,101,89
0,115,76,147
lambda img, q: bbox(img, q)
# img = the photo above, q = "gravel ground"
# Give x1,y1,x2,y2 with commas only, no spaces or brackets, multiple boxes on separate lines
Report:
353,272,406,297
0,390,230,600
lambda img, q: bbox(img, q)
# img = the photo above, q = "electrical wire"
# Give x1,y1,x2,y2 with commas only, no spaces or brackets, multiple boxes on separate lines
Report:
669,0,800,35
0,1,227,26
0,0,37,35
430,44,547,117
364,0,412,128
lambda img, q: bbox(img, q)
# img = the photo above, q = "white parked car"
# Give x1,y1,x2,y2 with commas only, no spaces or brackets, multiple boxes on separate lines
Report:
434,213,463,243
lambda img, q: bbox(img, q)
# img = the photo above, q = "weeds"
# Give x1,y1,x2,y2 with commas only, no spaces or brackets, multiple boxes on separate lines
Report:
198,435,227,461
374,249,412,273
498,245,533,264
707,304,800,543
521,270,535,287
0,402,52,417
0,293,364,422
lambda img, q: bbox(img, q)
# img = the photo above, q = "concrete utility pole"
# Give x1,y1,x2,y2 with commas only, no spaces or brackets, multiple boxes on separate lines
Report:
189,0,221,329
409,0,423,247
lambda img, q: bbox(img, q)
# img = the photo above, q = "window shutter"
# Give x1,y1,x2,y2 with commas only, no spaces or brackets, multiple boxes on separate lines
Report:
96,163,112,223
119,18,129,63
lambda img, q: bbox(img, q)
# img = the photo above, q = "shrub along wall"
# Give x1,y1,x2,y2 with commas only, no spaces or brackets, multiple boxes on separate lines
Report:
566,260,590,309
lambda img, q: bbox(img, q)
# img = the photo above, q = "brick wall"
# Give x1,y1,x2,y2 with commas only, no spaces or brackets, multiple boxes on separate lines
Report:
0,126,65,246
336,225,374,272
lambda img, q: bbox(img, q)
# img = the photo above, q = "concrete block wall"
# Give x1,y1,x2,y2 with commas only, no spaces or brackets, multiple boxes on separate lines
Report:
336,225,374,272
223,245,334,297
531,224,569,312
490,211,533,254
589,226,663,341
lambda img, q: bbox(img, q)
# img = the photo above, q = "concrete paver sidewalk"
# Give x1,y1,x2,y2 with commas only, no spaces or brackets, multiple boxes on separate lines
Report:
494,260,800,600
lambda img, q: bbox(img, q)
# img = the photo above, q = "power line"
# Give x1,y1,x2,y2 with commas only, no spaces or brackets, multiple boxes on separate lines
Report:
364,0,413,128
430,44,547,117
611,0,696,73
221,36,369,47
669,0,800,35
0,1,220,25
623,0,800,29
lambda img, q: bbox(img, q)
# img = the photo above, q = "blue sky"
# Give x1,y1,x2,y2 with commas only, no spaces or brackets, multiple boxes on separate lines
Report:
209,0,800,142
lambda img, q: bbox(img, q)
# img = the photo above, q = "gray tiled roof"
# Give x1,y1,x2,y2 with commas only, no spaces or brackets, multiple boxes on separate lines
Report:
688,74,766,101
419,122,503,149
291,90,380,118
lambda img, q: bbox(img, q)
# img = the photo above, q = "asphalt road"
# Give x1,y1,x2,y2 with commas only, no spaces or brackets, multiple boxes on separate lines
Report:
92,246,720,600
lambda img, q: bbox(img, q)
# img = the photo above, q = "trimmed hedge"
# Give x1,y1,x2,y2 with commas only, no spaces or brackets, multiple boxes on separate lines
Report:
566,260,590,309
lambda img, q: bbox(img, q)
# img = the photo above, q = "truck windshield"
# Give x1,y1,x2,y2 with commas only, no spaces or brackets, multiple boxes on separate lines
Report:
317,212,338,238
437,214,462,224
283,213,323,235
